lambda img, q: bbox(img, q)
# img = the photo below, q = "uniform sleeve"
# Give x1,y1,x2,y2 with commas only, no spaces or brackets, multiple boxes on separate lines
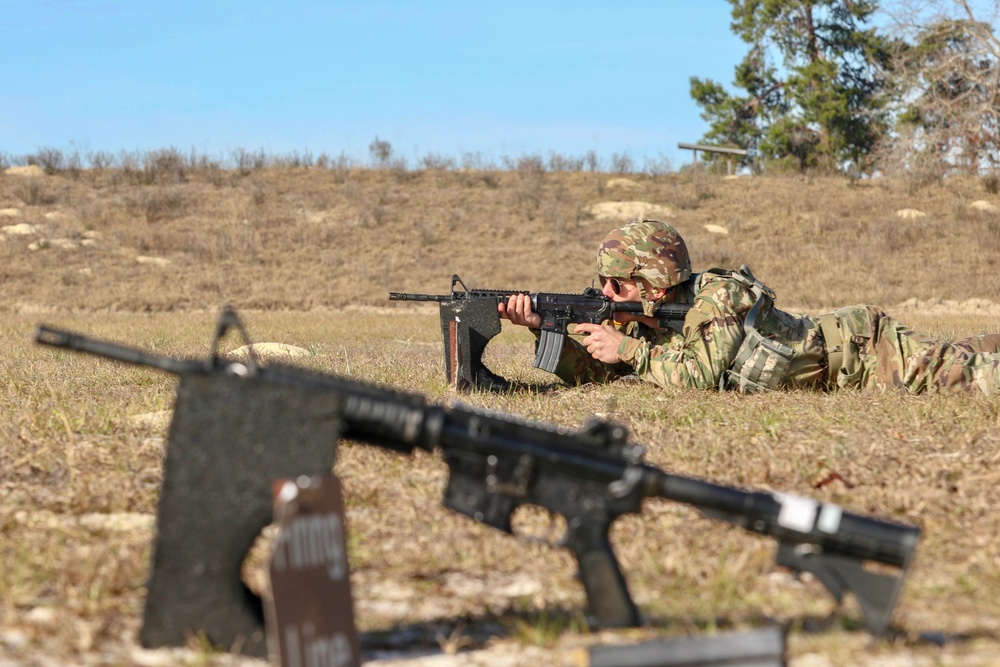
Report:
616,278,754,389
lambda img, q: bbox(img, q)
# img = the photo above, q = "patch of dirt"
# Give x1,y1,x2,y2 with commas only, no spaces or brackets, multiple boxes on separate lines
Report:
585,201,673,222
3,165,45,177
604,178,643,191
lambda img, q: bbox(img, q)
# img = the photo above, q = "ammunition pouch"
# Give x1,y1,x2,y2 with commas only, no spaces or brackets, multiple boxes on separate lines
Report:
724,327,795,393
718,265,793,393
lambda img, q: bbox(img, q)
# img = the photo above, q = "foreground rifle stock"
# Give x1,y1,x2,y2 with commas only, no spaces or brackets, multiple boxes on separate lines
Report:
389,274,691,391
36,309,918,640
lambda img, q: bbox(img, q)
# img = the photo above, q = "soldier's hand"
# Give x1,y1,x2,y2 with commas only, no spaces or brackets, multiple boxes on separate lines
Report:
574,323,625,363
498,293,541,329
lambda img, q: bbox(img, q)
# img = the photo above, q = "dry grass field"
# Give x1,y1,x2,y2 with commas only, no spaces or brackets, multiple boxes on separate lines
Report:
3,160,1000,666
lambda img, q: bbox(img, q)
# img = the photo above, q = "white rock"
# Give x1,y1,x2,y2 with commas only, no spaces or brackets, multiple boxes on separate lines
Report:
78,512,155,532
586,201,674,222
232,342,311,358
969,199,1000,213
136,255,171,267
24,607,57,626
4,165,45,177
129,410,173,430
895,208,927,219
1,629,28,649
2,223,38,235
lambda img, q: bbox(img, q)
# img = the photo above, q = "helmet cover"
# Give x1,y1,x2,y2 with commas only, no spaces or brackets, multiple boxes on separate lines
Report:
596,219,691,289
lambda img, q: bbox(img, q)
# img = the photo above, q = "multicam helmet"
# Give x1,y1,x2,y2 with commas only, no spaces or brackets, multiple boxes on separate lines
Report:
596,219,691,289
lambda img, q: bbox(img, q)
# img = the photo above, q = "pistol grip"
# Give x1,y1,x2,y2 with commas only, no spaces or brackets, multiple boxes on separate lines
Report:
564,517,641,628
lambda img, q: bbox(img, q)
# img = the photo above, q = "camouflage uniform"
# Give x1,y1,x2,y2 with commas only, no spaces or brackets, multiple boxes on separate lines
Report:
540,220,1000,394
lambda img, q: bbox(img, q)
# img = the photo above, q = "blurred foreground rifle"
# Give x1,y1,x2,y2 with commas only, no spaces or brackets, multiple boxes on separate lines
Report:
388,274,691,391
37,308,918,646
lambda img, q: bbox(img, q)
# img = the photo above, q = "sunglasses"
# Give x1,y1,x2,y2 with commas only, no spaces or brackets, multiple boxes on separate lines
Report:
599,276,624,296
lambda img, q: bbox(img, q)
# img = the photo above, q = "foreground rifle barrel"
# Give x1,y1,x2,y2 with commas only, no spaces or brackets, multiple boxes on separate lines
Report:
35,311,919,636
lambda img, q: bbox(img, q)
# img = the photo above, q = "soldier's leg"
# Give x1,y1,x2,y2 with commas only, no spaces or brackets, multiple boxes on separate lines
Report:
901,333,1000,393
866,313,926,390
866,316,1000,393
953,334,1000,355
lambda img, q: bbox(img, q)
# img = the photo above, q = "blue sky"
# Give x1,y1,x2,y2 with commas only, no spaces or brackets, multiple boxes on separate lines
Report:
2,1,752,169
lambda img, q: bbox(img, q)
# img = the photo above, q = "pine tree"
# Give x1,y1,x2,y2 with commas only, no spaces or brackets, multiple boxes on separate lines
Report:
690,0,895,172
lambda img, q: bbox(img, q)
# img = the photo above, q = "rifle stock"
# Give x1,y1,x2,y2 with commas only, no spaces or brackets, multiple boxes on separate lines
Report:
36,308,919,639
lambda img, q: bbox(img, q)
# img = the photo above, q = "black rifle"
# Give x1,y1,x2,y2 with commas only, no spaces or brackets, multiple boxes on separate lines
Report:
36,309,918,640
388,274,691,391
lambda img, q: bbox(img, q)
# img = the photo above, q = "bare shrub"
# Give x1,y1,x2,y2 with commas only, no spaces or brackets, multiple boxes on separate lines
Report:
984,173,1000,194
546,152,585,172
231,147,267,175
419,152,456,171
368,136,394,168
15,177,61,206
510,158,547,219
459,151,498,171
270,150,316,169
86,150,115,170
29,146,66,174
643,154,673,176
501,153,547,173
610,151,634,174
757,156,804,176
463,170,502,189
127,187,187,223
142,148,187,184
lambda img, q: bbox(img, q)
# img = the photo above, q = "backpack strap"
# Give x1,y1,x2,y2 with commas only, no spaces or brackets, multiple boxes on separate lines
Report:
818,312,844,387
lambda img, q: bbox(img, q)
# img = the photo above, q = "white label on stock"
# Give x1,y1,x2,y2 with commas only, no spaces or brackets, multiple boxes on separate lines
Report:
775,493,818,533
817,503,843,534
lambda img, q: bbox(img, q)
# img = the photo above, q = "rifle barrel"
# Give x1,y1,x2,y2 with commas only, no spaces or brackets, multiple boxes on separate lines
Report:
35,325,207,375
654,471,918,567
387,292,450,302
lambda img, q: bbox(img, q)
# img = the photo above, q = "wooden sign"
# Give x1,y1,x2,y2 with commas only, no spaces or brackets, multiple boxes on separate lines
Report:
266,474,361,667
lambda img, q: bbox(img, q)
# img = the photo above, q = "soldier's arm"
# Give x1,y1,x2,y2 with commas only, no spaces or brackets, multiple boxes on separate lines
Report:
616,278,754,389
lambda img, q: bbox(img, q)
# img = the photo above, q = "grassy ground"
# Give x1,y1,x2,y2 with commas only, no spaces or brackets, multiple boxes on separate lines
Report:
2,165,1000,665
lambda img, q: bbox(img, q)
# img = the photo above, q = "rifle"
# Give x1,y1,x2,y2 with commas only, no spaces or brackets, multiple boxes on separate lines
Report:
388,274,691,391
35,308,918,641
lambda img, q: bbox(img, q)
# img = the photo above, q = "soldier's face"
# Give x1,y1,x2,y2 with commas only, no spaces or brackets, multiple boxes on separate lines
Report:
600,276,641,302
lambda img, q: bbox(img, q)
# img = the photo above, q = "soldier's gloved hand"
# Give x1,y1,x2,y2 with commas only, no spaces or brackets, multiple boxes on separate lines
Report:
498,293,541,329
574,323,626,363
